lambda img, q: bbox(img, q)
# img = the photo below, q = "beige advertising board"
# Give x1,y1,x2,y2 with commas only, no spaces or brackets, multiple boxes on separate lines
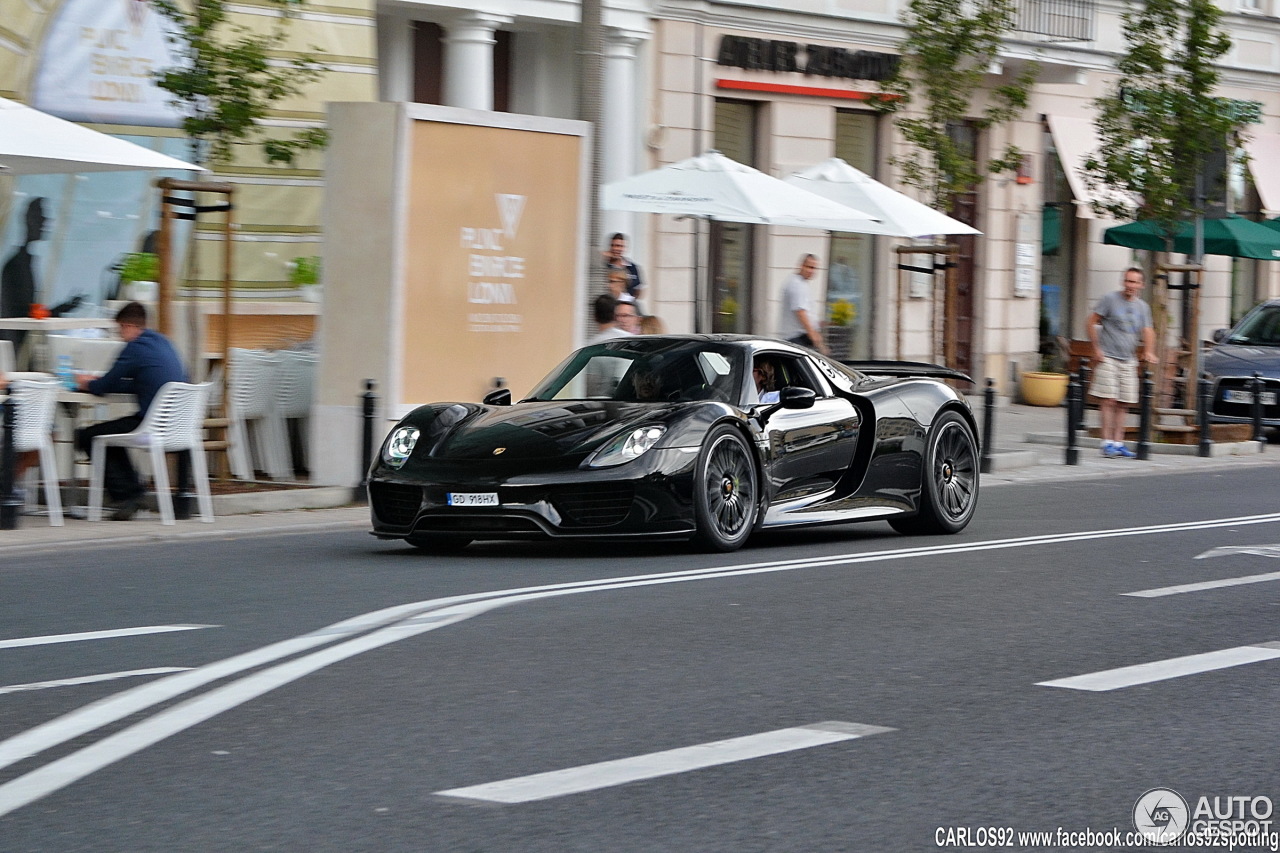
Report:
399,114,587,409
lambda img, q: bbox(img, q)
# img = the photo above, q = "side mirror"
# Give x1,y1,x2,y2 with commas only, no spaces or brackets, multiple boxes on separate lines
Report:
1212,328,1229,344
779,386,816,409
482,388,512,406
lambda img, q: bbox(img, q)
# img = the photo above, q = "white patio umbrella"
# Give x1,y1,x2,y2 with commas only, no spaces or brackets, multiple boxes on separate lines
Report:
0,96,203,175
784,158,979,237
603,151,879,229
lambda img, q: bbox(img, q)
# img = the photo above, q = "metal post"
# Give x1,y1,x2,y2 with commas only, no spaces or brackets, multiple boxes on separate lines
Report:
1137,368,1152,461
355,379,377,504
1,398,18,530
980,377,995,474
1065,370,1080,466
1197,373,1213,458
1075,362,1090,432
1252,371,1266,448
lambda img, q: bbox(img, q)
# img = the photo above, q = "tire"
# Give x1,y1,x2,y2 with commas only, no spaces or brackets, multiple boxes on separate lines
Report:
406,534,472,553
889,411,979,536
692,425,758,552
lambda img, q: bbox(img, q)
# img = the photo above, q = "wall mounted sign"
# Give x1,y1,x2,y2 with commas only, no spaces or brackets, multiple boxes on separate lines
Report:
716,36,899,82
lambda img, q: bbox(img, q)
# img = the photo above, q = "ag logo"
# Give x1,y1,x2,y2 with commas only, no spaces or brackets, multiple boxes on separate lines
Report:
1133,787,1189,844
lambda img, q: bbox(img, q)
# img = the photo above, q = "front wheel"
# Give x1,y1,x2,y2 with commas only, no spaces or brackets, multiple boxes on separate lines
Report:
889,411,978,536
692,425,758,552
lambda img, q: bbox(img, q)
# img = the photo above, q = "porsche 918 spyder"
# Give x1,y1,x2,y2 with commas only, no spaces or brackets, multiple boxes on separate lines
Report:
368,335,980,552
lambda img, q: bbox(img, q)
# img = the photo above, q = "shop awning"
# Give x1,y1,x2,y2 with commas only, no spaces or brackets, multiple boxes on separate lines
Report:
1045,114,1103,220
1244,133,1280,215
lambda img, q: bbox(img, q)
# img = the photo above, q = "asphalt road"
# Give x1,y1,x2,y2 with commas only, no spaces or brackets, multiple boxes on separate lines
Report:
2,467,1280,852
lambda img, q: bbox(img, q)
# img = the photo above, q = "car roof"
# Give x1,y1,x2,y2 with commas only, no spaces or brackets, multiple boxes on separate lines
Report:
627,334,813,356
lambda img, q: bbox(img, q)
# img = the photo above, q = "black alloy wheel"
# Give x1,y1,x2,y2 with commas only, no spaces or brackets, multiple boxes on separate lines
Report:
692,425,758,552
890,411,979,535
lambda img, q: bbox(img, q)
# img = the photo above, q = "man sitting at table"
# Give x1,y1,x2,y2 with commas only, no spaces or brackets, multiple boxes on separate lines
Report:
74,301,189,521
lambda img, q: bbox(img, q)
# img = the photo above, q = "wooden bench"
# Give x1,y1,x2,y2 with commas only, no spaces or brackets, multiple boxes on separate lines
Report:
1061,338,1203,443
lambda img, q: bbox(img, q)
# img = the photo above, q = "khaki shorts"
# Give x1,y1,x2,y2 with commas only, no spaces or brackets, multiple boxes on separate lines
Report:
1091,357,1138,404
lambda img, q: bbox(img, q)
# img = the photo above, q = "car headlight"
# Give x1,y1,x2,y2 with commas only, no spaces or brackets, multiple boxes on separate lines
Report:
382,426,420,469
586,425,667,468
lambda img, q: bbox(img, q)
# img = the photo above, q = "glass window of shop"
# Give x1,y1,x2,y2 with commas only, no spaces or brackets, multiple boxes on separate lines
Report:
711,99,758,334
827,111,877,359
1041,127,1076,352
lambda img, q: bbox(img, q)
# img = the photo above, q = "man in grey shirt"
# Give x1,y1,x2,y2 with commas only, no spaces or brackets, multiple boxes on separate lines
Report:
1086,267,1156,458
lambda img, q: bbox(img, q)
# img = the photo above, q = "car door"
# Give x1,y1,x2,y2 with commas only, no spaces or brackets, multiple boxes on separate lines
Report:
759,354,860,499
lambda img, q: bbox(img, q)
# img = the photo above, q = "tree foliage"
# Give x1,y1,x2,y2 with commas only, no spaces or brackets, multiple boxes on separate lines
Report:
150,0,328,166
879,0,1036,209
1083,0,1241,232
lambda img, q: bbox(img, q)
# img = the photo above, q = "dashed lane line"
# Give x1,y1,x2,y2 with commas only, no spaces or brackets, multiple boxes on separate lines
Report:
1037,642,1280,691
1123,571,1280,598
0,625,218,650
0,668,192,696
434,721,895,804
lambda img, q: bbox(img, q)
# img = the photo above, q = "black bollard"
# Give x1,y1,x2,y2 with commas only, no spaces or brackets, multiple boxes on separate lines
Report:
1065,370,1080,466
1075,362,1091,432
1197,373,1213,458
1,398,18,530
354,379,377,504
1137,368,1152,461
1252,371,1266,448
980,378,995,474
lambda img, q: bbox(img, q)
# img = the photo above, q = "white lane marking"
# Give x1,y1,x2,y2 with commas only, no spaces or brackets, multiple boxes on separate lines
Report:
0,668,192,696
1197,544,1280,560
1124,571,1280,598
1038,643,1280,691
2,511,1280,816
434,721,895,804
0,625,217,650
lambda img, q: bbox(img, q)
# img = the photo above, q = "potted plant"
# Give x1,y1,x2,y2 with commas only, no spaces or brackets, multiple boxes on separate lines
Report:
289,255,321,301
119,252,160,301
826,299,856,359
1020,317,1069,406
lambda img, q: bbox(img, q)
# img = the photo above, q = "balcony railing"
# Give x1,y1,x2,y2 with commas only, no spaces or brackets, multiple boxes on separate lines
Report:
1015,0,1095,41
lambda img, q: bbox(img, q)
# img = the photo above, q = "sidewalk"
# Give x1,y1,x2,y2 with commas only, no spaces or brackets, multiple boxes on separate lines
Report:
3,397,1276,552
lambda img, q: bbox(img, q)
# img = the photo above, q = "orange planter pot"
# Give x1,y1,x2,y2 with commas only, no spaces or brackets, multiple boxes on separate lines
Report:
1020,371,1069,407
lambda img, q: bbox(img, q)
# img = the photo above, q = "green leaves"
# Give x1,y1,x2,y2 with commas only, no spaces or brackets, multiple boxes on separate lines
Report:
1084,0,1242,233
882,0,1035,208
149,0,327,167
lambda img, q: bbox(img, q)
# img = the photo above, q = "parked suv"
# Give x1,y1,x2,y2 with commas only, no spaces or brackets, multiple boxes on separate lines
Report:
1203,299,1280,428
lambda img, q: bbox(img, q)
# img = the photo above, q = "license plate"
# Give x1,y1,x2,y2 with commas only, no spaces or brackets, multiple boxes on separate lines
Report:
1223,389,1278,405
447,492,499,507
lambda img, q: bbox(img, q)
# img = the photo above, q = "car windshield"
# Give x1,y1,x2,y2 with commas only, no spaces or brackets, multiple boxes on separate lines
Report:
527,338,747,404
1227,305,1280,346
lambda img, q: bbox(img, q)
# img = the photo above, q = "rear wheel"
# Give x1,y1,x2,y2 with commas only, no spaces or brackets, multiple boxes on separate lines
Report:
406,534,472,553
889,411,978,535
692,425,758,552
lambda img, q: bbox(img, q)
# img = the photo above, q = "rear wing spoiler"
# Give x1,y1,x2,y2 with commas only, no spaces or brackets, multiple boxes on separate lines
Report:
841,360,974,385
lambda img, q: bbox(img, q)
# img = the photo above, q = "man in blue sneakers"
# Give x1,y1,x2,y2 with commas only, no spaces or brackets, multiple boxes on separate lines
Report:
1087,268,1156,458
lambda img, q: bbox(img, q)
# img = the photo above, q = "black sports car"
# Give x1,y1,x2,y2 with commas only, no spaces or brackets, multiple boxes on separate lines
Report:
368,335,980,552
1204,298,1280,428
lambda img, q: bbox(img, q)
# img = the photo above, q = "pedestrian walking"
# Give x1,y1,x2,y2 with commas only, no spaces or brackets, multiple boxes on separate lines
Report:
777,254,828,356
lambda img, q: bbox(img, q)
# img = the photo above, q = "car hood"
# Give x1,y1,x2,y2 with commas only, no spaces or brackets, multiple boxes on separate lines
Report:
1203,344,1280,379
403,399,688,463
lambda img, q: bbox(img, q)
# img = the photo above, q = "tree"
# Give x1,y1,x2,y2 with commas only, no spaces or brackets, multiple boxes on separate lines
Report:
150,0,328,167
879,0,1036,209
1083,0,1242,233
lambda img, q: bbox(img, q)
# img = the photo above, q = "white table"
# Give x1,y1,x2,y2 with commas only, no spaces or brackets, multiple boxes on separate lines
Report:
0,317,117,371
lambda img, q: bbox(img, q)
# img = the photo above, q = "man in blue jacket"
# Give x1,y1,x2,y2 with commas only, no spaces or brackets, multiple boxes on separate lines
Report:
75,301,189,520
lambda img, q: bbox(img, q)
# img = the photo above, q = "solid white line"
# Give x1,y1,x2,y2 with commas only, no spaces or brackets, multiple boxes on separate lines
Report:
1038,644,1280,691
1124,571,1280,598
0,668,192,696
434,722,895,804
3,510,1280,815
0,625,217,650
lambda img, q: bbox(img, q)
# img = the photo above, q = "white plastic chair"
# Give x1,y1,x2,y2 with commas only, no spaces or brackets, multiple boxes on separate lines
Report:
275,349,316,474
227,348,291,479
87,381,215,525
7,378,63,526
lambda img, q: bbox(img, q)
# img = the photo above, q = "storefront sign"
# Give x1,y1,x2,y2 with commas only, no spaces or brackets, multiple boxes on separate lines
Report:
716,35,899,82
